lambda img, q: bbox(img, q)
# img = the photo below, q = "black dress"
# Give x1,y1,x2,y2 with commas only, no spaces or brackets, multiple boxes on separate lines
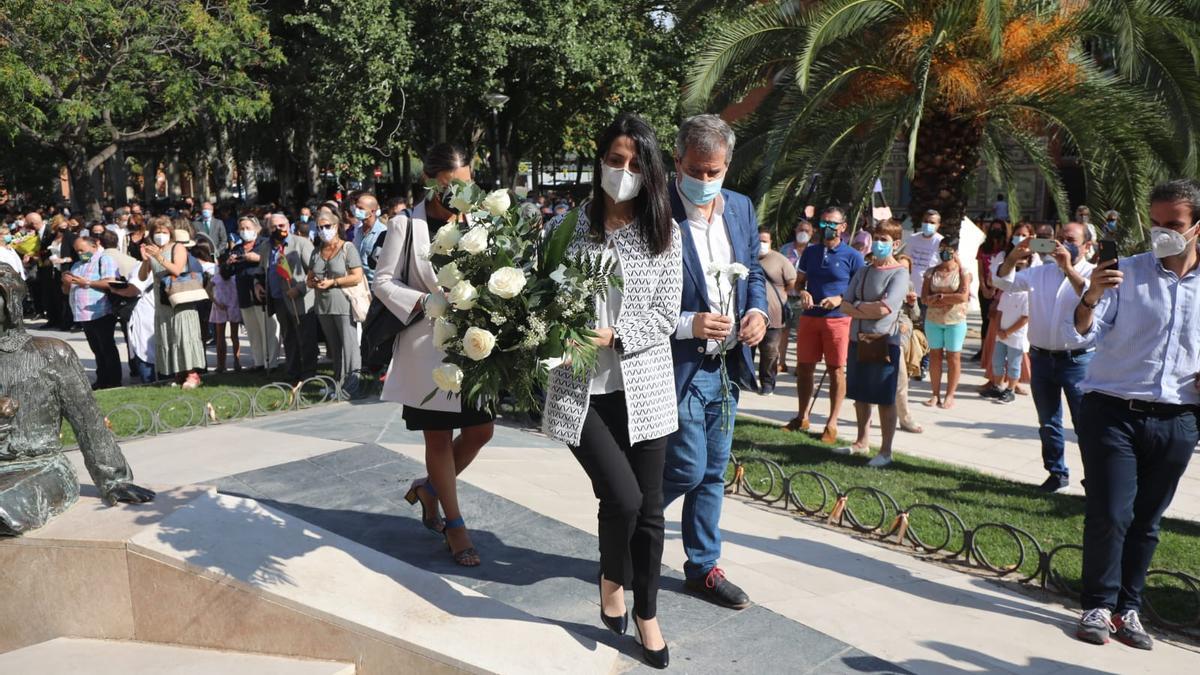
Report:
400,214,495,432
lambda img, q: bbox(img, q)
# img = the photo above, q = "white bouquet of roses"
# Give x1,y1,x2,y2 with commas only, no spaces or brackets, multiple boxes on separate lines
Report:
423,180,620,411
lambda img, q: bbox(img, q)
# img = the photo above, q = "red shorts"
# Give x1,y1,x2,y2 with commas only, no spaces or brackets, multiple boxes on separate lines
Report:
795,315,852,367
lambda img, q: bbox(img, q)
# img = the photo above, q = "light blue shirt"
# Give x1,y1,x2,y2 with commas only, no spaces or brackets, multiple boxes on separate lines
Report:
1072,251,1200,405
354,221,387,283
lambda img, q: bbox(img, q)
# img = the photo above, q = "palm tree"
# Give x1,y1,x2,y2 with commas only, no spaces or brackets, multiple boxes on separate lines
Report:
684,0,1200,237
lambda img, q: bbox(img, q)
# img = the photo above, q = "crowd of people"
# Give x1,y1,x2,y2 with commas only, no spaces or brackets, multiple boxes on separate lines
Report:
2,113,1196,664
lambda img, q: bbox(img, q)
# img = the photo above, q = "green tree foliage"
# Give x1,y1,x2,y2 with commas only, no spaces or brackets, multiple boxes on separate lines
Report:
0,0,281,216
686,0,1200,235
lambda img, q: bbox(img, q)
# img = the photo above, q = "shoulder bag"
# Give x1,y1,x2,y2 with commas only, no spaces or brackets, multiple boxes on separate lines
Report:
339,245,372,323
854,267,891,364
164,248,209,307
361,221,421,369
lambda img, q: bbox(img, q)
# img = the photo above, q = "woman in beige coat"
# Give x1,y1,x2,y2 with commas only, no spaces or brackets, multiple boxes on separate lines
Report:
373,143,493,567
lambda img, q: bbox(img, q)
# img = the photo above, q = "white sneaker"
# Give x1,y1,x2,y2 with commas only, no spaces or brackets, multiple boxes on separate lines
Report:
867,454,893,468
832,445,867,456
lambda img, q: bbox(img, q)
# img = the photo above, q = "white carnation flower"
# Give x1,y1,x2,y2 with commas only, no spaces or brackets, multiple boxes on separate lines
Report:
425,292,449,319
432,317,457,349
705,261,729,277
481,189,512,217
487,267,527,299
462,326,497,361
431,222,461,254
549,264,568,285
448,280,478,309
436,262,463,289
431,363,463,394
459,226,490,254
726,262,749,280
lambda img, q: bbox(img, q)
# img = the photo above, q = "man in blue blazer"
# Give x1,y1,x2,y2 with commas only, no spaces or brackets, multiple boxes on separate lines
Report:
665,114,768,610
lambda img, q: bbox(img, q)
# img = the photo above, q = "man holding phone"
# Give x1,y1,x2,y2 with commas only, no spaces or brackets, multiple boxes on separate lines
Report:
1069,179,1200,650
994,221,1094,492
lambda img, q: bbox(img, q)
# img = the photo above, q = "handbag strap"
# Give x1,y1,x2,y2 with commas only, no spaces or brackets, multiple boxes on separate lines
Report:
398,218,416,286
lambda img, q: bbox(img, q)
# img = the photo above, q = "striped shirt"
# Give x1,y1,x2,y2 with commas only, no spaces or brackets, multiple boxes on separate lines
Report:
69,253,117,322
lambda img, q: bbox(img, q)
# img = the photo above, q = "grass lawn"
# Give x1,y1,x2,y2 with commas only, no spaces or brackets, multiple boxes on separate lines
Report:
60,368,349,446
731,419,1200,628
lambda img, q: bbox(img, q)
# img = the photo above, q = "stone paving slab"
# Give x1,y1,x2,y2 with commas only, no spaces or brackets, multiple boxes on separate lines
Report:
212,444,902,674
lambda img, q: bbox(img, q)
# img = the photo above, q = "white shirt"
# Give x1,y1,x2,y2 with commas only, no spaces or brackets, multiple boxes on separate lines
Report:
106,224,129,255
591,246,625,395
903,230,943,296
994,258,1094,351
996,289,1030,352
0,247,25,279
674,191,737,354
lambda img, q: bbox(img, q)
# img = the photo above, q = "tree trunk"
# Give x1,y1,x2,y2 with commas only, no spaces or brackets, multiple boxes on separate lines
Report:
142,154,158,205
907,110,983,238
65,148,102,220
110,149,129,206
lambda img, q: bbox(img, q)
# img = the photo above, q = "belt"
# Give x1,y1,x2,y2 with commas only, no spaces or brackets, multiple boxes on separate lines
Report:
1030,346,1094,358
1090,392,1198,416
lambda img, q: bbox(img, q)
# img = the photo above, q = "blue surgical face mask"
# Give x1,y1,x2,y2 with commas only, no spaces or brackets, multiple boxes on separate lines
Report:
354,207,369,221
1103,219,1117,233
300,214,310,223
1011,234,1027,247
871,241,893,259
1063,241,1080,262
939,249,953,262
922,222,936,237
2,234,12,244
201,209,213,220
679,172,724,206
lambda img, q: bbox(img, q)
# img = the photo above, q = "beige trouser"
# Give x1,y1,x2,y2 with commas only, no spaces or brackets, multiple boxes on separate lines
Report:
241,305,279,369
897,334,918,429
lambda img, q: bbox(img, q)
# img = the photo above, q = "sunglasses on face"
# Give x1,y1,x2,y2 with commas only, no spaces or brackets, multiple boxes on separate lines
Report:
818,220,841,229
317,224,337,231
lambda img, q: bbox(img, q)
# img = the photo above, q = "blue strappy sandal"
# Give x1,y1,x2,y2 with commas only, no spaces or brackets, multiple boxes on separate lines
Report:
404,478,445,534
442,517,480,567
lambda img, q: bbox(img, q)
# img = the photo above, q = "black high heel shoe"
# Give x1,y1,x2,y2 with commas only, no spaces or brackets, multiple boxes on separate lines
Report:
598,573,627,636
634,614,669,670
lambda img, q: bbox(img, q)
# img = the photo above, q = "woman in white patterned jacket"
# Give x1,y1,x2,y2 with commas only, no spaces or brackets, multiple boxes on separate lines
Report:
542,113,681,670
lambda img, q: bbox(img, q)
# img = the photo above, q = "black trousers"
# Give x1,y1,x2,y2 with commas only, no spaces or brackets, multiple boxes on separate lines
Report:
978,296,993,348
1077,393,1197,612
570,391,667,620
82,313,122,388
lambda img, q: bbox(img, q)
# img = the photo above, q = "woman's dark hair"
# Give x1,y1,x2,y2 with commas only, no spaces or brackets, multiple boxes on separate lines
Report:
423,143,469,179
588,112,673,256
1006,221,1035,254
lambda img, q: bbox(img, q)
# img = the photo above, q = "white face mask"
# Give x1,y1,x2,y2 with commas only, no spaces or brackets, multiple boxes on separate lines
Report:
239,229,256,241
1150,224,1199,259
759,242,771,256
153,233,171,247
795,232,811,245
318,227,337,243
600,164,642,204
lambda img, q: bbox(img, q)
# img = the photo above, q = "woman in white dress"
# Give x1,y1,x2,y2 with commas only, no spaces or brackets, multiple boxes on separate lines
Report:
374,143,493,567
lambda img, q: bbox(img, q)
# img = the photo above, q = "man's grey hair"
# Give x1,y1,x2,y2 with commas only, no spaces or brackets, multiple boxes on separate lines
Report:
114,206,130,218
675,114,736,165
821,206,846,222
1150,178,1200,222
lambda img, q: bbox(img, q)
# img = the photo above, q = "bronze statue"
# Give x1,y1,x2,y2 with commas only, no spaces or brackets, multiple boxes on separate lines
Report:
0,263,154,536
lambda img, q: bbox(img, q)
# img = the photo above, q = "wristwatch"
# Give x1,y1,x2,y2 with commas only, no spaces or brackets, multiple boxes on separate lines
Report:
612,331,625,355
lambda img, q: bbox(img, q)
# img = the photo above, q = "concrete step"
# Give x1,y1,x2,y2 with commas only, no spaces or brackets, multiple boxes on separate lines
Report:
0,638,354,674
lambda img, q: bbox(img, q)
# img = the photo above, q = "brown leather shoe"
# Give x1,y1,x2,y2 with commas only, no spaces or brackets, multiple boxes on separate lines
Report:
819,426,839,444
783,417,810,432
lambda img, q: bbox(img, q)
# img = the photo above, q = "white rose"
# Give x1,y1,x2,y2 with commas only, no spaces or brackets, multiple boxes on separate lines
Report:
449,192,473,214
727,262,749,280
432,318,457,349
431,364,463,394
431,222,461,254
487,267,527,299
462,326,497,361
705,261,729,277
425,292,449,319
436,262,462,289
459,226,489,254
448,280,478,309
481,189,512,217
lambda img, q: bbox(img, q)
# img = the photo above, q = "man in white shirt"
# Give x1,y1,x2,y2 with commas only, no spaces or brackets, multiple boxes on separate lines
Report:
903,209,944,297
994,221,1094,492
666,114,768,612
106,207,131,255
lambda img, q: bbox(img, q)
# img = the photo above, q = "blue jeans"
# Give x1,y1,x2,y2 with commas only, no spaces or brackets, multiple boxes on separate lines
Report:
1029,349,1093,478
129,355,156,384
1077,393,1197,612
664,359,738,581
